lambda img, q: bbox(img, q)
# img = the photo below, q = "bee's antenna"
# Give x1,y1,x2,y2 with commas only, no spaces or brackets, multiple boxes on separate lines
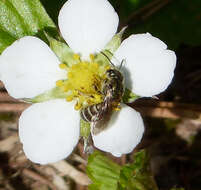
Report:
102,50,125,70
101,51,115,67
119,59,125,70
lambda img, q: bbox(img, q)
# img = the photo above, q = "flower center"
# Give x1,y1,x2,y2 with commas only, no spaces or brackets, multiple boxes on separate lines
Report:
56,54,109,110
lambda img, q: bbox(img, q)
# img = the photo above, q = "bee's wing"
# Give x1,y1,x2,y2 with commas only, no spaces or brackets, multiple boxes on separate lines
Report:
91,106,113,135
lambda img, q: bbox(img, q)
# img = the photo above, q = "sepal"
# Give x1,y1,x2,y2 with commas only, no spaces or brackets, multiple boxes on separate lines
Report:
45,33,75,67
122,88,140,103
23,87,69,103
104,27,127,54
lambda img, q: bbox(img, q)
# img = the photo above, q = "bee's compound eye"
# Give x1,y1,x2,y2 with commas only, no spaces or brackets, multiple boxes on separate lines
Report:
107,69,115,77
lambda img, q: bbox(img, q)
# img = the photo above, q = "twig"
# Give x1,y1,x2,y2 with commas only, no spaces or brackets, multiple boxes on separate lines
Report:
71,153,87,165
22,168,58,190
46,168,70,190
142,0,172,20
120,0,173,28
133,100,201,111
10,154,28,168
34,165,70,190
0,99,200,121
50,160,91,186
0,81,4,89
0,92,17,102
52,175,70,190
0,136,90,186
5,182,15,190
0,134,19,152
132,99,201,121
0,103,29,112
75,184,86,190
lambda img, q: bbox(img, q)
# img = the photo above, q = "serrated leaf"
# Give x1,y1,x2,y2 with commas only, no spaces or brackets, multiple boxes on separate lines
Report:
23,87,69,103
118,150,158,190
122,88,140,103
87,151,121,190
40,0,66,24
0,0,55,54
87,150,158,190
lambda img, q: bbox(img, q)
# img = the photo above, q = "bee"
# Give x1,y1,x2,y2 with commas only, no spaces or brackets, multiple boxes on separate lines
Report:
80,53,124,135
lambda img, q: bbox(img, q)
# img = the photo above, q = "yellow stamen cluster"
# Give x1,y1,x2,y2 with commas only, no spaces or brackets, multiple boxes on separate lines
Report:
56,54,109,110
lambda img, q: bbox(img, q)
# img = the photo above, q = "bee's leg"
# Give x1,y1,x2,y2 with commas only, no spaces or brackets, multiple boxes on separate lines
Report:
101,51,115,67
92,84,102,94
91,118,106,134
119,59,126,70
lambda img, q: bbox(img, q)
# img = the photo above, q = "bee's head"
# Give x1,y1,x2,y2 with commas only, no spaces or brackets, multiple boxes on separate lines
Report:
106,69,116,77
106,69,123,81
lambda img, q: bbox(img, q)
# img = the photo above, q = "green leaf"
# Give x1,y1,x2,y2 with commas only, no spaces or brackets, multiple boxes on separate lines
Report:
0,29,16,53
87,151,121,190
23,87,69,103
87,150,158,190
122,88,140,103
118,150,158,190
0,0,55,54
40,0,66,24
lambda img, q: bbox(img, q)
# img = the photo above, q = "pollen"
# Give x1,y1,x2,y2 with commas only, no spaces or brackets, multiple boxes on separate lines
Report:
59,63,68,69
56,54,109,110
56,80,63,87
73,54,81,61
90,54,95,61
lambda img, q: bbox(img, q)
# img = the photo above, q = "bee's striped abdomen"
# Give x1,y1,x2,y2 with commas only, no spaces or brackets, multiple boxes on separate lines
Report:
80,68,124,133
81,103,103,122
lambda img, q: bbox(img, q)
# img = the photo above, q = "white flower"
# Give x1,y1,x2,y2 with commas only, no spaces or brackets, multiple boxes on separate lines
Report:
0,0,176,164
92,104,144,157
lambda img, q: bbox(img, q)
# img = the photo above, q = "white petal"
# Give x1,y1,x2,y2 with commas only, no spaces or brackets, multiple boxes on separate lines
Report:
19,99,80,164
0,36,66,99
58,0,119,57
92,104,144,157
114,33,176,97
